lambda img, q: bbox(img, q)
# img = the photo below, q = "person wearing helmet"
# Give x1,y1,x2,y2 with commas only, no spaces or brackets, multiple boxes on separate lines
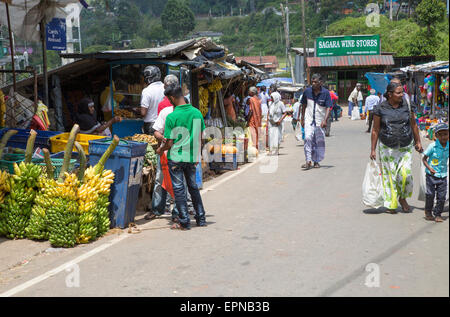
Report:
140,66,165,135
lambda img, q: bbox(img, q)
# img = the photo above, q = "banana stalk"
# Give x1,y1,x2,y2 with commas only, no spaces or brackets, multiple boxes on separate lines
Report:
94,135,120,175
58,124,80,183
42,148,54,179
24,130,37,163
74,142,86,182
0,130,18,160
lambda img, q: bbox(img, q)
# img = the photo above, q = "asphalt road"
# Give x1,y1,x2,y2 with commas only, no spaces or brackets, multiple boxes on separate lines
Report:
0,118,448,297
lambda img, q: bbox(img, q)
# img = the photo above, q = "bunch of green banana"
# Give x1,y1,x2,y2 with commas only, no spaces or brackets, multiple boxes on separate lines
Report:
0,170,11,236
77,167,114,243
46,172,79,247
25,176,56,240
1,162,41,239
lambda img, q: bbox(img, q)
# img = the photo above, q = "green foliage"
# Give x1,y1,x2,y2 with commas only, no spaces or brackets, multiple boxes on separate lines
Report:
414,0,446,28
161,0,196,38
83,45,113,53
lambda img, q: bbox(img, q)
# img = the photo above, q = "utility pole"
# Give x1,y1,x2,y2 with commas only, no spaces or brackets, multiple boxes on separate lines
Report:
281,2,295,84
302,0,307,84
389,0,393,20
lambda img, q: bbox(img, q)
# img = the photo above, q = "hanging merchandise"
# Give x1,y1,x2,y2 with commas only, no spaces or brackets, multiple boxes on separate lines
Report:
199,86,209,117
440,79,449,96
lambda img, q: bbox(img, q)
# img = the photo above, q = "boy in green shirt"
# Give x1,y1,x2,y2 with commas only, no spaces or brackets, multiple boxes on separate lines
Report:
157,85,206,230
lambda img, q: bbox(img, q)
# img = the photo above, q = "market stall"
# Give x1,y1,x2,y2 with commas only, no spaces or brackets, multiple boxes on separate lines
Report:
400,61,449,139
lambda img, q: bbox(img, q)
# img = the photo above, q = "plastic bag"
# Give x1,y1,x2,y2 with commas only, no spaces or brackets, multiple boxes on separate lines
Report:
362,160,384,208
295,122,302,141
351,107,360,120
418,157,427,202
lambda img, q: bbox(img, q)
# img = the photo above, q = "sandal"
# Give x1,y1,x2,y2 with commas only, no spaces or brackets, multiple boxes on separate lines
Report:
425,211,434,221
302,163,312,170
435,216,444,223
144,212,156,220
313,162,321,168
171,223,190,230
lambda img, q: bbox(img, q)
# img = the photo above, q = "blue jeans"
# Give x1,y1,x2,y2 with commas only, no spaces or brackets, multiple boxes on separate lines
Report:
151,155,179,219
348,101,354,116
168,160,206,228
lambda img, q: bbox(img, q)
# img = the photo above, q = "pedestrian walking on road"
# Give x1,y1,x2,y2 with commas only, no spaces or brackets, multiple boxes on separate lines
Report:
325,90,339,137
364,89,380,133
422,123,449,222
157,85,207,230
268,92,288,155
348,83,363,118
248,87,262,150
370,82,423,213
300,74,332,170
259,86,270,120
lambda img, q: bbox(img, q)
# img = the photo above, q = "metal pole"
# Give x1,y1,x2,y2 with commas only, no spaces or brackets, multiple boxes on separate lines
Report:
40,21,49,106
389,0,393,20
301,0,307,84
5,2,16,92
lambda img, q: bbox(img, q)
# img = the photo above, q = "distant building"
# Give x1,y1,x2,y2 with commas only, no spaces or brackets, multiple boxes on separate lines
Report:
235,56,279,73
190,32,223,41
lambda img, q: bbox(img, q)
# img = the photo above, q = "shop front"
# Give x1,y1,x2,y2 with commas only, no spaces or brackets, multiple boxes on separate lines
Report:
307,35,394,103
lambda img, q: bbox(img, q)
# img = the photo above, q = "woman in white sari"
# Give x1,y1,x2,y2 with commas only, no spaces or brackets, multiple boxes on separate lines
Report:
268,92,287,155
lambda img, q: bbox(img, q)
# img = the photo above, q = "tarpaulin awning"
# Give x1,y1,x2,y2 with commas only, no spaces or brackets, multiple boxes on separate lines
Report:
0,0,80,43
364,72,393,94
256,77,293,87
307,55,394,68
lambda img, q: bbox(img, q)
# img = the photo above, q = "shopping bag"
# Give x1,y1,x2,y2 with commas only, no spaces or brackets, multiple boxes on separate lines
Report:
351,107,360,120
362,160,384,208
160,152,175,199
418,157,427,202
295,122,303,141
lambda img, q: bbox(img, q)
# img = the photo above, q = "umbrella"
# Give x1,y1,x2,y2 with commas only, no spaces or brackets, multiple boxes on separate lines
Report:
0,0,80,104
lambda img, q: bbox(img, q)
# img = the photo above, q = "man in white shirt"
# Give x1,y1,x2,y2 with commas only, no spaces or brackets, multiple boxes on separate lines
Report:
140,66,165,135
364,89,379,133
347,83,363,118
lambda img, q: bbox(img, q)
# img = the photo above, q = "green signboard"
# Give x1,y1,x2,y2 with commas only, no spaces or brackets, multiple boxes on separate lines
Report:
316,35,380,57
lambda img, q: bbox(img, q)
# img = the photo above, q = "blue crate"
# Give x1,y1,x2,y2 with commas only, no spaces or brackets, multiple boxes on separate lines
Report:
209,154,238,171
88,138,147,229
0,128,62,151
111,119,144,138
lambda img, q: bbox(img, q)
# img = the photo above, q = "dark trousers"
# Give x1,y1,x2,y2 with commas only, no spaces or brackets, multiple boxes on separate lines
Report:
367,110,374,132
425,174,447,217
168,160,206,228
332,106,340,121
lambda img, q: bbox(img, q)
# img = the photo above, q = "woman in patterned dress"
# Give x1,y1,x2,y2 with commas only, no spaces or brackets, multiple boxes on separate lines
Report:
370,82,423,213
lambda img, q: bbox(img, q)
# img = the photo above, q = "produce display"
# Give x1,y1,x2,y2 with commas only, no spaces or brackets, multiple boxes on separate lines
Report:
115,109,136,118
0,131,41,239
144,144,157,167
0,124,119,247
128,83,145,94
126,134,158,144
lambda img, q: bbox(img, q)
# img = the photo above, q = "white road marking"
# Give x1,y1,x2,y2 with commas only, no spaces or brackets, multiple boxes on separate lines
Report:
1,153,266,297
0,233,129,297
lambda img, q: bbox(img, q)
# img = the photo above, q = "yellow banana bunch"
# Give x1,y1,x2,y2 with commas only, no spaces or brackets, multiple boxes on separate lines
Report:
199,86,209,117
207,78,223,92
0,170,11,204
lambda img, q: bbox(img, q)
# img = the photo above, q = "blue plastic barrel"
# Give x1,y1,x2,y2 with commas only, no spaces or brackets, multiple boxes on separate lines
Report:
88,138,147,229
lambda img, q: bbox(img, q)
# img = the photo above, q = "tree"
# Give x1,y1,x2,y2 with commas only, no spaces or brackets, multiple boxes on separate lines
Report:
161,0,196,39
415,0,446,33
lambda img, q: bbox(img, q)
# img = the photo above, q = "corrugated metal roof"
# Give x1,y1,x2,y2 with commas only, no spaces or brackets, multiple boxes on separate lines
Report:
400,61,449,73
307,55,394,67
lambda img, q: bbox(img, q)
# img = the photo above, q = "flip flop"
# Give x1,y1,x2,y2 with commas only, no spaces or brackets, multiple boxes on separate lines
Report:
301,163,312,170
171,223,190,231
313,163,321,168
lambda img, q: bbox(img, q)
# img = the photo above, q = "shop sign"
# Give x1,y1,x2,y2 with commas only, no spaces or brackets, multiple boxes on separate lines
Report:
316,35,380,57
46,18,67,51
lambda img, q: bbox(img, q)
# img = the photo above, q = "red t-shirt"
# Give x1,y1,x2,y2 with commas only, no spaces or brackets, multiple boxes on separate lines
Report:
157,97,172,115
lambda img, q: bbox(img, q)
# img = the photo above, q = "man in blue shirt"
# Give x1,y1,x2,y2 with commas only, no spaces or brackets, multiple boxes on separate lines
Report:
300,73,332,170
422,123,449,222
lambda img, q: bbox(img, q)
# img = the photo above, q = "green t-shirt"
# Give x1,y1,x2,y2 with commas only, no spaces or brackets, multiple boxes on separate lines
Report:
164,104,206,163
